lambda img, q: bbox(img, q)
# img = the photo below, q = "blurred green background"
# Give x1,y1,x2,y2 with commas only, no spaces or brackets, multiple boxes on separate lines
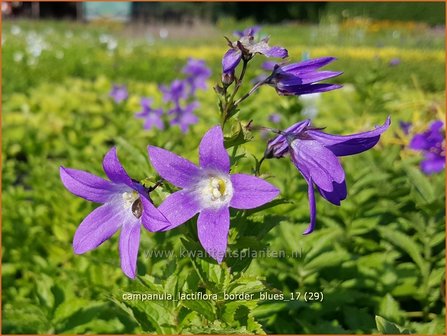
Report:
2,2,446,334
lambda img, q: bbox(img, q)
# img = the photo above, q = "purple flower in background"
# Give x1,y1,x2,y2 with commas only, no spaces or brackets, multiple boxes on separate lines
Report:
266,117,391,234
389,58,401,67
182,58,211,92
135,98,164,130
148,126,279,263
169,101,199,133
110,84,128,103
262,61,277,71
399,121,412,135
268,113,281,124
159,79,188,104
222,28,288,74
410,120,445,174
266,57,342,96
60,148,170,278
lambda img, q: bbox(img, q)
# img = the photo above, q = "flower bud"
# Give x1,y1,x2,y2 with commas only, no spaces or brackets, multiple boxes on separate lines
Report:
222,71,235,86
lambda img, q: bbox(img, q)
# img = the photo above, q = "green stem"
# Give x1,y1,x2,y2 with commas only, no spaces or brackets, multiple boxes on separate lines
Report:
255,156,266,176
221,59,249,127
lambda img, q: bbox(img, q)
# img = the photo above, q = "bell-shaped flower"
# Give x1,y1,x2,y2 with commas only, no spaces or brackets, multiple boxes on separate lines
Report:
109,84,128,103
60,147,170,278
266,117,391,234
135,97,164,131
222,28,288,74
266,57,342,96
148,126,279,263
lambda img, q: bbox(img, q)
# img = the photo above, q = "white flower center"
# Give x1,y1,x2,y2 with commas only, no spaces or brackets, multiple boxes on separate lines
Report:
122,191,139,209
122,191,143,218
194,172,233,209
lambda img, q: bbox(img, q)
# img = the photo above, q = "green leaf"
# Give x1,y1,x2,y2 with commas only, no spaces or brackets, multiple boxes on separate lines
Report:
379,227,429,278
224,121,252,149
181,299,216,321
375,315,408,334
378,294,402,323
405,166,435,204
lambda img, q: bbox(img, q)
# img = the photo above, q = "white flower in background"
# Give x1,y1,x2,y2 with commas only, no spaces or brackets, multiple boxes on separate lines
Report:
11,25,21,36
99,34,118,51
26,31,48,58
13,52,24,63
159,28,169,39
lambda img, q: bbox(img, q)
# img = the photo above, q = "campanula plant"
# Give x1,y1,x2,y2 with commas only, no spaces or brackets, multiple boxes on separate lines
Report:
61,26,390,278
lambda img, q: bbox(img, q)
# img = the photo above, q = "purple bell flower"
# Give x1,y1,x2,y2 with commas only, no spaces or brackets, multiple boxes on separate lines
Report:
110,84,128,103
60,148,170,278
410,120,445,174
148,126,279,263
268,113,281,124
266,57,342,96
266,117,391,234
135,97,164,131
222,28,288,74
159,79,188,104
182,58,211,92
399,121,412,135
168,101,199,133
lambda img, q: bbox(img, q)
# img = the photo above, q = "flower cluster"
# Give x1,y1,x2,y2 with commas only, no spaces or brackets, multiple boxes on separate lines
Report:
61,127,278,278
409,120,445,174
63,26,391,278
138,58,211,133
109,58,211,133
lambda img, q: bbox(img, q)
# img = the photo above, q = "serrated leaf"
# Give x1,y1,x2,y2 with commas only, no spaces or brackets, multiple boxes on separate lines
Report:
181,299,216,321
405,166,435,204
379,227,429,278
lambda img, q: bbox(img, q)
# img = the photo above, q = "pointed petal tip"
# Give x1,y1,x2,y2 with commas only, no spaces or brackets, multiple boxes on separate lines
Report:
123,269,137,279
72,244,84,255
302,228,313,235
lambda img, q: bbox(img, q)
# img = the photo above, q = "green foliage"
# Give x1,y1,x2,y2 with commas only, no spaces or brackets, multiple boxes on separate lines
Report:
2,19,445,334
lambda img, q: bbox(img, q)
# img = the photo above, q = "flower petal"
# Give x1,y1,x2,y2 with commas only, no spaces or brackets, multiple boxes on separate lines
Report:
290,139,345,192
263,46,288,58
197,206,230,263
307,116,391,156
119,220,141,279
409,134,430,151
222,48,242,73
73,202,124,254
158,190,201,230
148,146,200,188
303,177,317,235
60,166,118,203
281,57,337,73
421,153,445,174
317,180,347,206
199,126,230,173
265,120,311,158
230,174,279,209
278,71,342,86
103,147,134,188
276,83,342,96
140,195,171,232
